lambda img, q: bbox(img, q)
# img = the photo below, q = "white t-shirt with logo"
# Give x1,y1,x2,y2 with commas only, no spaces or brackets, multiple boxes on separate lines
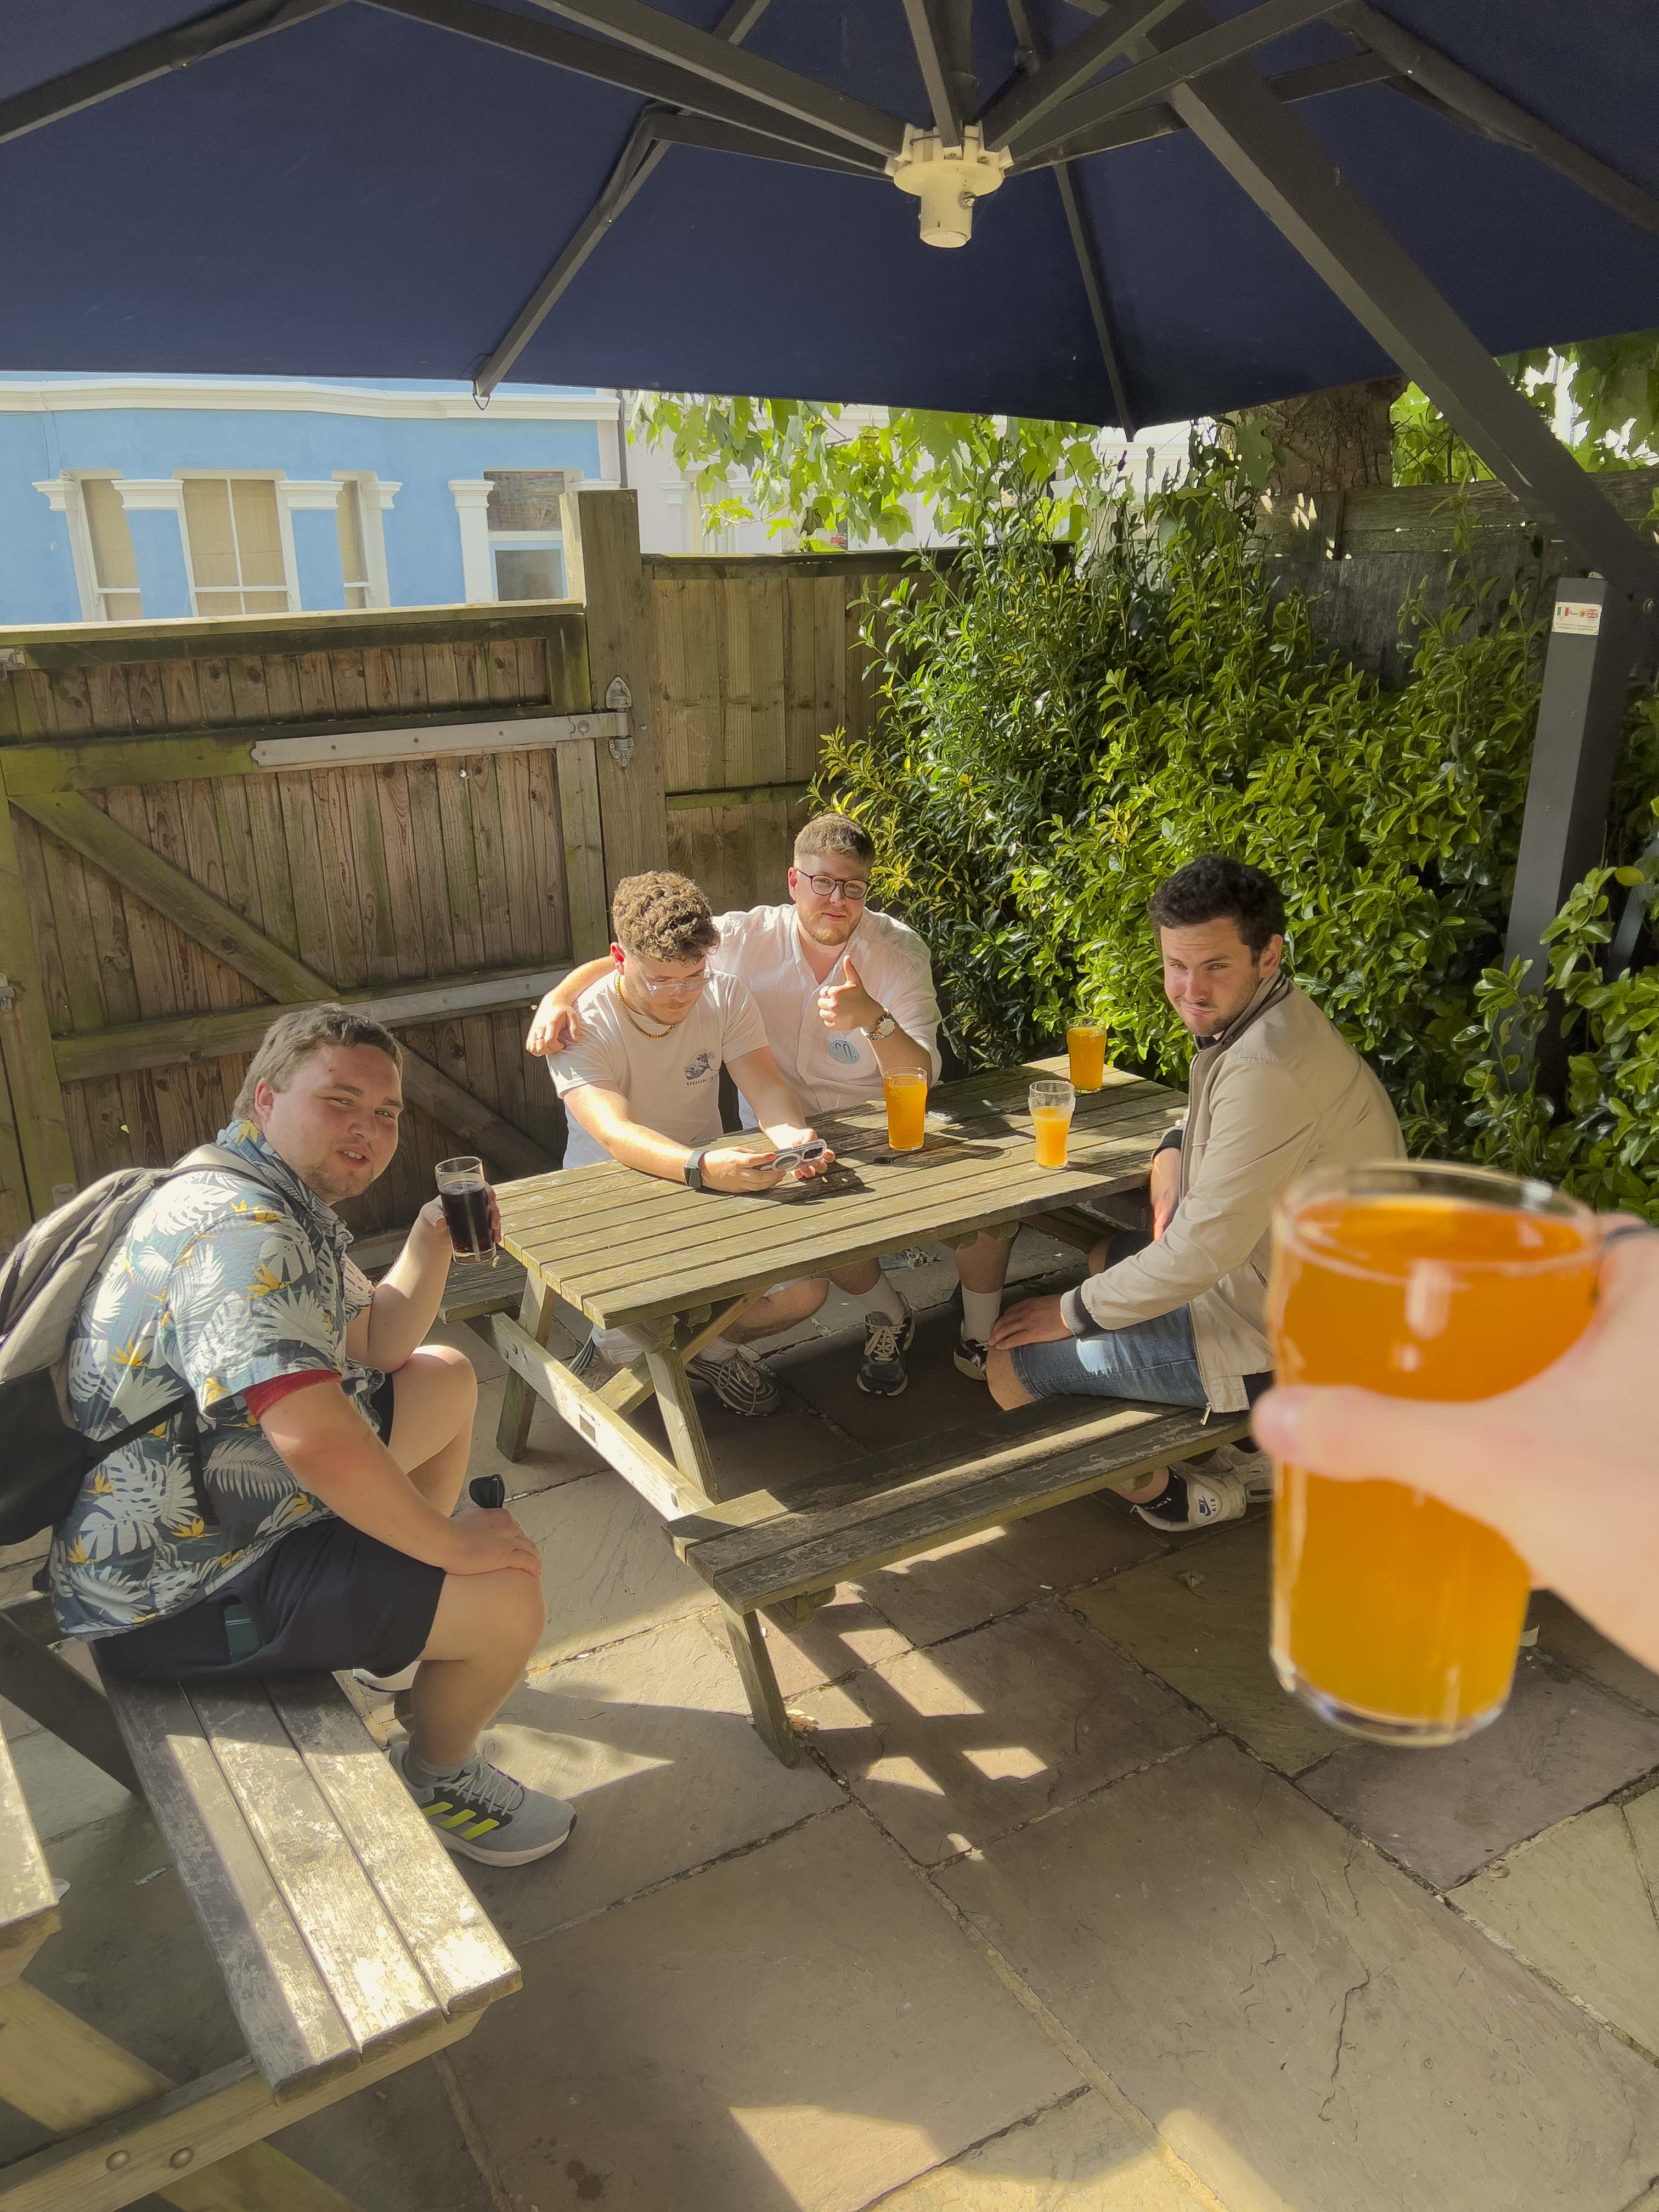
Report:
550,971,770,1169
709,904,943,1121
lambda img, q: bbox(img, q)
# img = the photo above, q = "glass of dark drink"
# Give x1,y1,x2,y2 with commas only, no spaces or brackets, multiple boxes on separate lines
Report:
436,1155,495,1262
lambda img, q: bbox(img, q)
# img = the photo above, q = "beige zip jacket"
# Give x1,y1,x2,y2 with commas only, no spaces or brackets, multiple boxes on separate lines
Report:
1060,974,1404,1412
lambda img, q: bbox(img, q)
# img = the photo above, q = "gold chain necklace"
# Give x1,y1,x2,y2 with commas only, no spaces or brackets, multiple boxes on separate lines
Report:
612,973,674,1041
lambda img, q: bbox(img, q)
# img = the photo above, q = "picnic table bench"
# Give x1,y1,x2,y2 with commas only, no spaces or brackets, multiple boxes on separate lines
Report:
492,1057,1252,1763
0,1593,520,2212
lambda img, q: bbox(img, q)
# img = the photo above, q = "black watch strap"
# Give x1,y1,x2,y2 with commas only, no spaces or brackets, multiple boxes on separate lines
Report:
684,1144,710,1190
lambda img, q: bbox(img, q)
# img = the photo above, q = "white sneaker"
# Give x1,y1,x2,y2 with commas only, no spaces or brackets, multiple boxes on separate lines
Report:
1133,1448,1274,1531
687,1347,781,1417
354,1661,419,1695
567,1333,619,1386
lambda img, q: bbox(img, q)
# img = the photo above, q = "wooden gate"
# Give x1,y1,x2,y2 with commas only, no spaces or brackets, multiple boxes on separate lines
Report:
0,490,668,1245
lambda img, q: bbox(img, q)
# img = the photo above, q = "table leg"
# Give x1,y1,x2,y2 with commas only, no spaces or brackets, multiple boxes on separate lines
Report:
494,1273,559,1463
601,1293,765,1419
644,1330,726,1503
719,1604,799,1768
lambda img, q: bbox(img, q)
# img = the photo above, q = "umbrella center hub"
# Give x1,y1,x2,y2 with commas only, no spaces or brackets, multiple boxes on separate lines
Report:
886,125,1012,249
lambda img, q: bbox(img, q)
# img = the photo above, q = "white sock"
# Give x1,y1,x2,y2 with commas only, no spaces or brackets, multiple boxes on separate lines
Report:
960,1289,1002,1344
697,1334,740,1364
862,1276,909,1327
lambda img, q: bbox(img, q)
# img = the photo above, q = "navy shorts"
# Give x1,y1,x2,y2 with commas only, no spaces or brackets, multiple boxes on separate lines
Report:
95,1370,443,1686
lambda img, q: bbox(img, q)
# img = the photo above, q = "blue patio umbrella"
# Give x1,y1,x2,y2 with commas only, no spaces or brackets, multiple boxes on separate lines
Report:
7,0,1659,980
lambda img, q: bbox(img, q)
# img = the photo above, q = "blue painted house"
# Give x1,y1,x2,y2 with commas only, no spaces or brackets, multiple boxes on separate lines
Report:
0,375,625,627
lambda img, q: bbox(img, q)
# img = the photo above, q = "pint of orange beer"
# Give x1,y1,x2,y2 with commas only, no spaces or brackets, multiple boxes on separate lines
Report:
883,1068,928,1152
1267,1164,1598,1746
1066,1023,1107,1091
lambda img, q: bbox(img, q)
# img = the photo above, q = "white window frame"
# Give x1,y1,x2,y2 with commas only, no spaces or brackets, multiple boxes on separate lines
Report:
489,532,567,602
33,473,142,622
176,470,298,617
332,471,394,609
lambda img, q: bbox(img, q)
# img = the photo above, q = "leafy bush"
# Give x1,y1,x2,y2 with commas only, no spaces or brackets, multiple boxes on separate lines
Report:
816,444,1659,1215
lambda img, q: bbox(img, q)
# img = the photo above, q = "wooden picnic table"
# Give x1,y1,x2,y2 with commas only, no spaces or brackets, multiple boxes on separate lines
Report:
487,1057,1255,1762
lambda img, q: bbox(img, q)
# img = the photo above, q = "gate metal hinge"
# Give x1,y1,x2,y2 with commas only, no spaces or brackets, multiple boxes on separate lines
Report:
605,676,635,766
0,975,16,1012
0,650,27,673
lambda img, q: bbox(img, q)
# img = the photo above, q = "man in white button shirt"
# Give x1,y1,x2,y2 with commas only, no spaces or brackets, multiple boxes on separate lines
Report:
529,815,1014,1398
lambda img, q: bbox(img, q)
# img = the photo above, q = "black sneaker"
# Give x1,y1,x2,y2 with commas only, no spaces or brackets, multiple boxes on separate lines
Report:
857,1299,915,1397
952,1331,989,1381
687,1347,781,1417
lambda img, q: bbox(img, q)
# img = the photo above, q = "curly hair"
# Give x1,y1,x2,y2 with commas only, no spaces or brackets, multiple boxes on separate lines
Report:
1147,855,1286,955
610,871,719,962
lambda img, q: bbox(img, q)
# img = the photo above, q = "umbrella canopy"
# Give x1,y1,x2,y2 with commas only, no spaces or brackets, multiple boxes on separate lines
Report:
5,0,1659,438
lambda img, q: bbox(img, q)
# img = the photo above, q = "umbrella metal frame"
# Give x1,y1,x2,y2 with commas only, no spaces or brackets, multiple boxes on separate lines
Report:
8,0,1659,1067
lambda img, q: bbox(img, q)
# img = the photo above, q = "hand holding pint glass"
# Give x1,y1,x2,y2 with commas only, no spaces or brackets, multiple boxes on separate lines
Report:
1267,1162,1599,1746
436,1155,498,1265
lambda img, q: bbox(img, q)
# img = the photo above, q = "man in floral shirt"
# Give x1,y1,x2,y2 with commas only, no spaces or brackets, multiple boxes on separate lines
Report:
49,1003,573,1869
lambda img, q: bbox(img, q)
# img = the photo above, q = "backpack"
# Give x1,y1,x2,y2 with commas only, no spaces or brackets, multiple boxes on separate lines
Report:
0,1143,291,1548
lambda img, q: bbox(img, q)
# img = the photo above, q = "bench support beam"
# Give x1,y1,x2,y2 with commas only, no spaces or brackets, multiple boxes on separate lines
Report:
718,1604,798,1768
0,1609,137,1795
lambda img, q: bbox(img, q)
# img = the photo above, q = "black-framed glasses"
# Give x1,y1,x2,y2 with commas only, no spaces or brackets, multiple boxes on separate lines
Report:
797,871,869,903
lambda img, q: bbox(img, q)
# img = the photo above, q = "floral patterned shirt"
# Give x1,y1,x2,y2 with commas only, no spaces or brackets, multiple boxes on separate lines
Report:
48,1120,385,1640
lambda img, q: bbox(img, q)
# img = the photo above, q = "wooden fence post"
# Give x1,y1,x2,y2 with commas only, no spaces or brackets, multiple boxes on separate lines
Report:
560,488,668,896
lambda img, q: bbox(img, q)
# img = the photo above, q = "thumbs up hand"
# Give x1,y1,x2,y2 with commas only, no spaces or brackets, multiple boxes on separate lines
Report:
817,954,884,1034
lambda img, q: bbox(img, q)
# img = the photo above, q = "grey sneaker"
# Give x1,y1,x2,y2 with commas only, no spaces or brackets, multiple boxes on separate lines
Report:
1133,1449,1274,1531
393,1743,576,1867
567,1332,619,1386
687,1347,781,1418
857,1298,915,1397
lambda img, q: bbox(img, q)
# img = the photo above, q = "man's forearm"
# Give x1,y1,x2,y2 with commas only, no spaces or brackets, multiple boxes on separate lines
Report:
594,1118,699,1183
871,1023,933,1081
276,1430,464,1569
555,956,611,1008
364,1234,450,1368
747,1075,811,1138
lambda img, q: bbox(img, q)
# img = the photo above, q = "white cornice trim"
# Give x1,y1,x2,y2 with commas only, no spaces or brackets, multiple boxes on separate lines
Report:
113,478,187,513
31,477,69,512
0,378,615,424
447,477,495,509
275,478,343,512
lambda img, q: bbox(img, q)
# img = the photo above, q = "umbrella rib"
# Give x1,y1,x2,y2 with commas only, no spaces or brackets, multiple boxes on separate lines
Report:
519,0,908,157
1154,4,1659,591
0,0,343,147
978,0,1184,152
370,0,862,166
1341,1,1659,241
1012,51,1398,170
1006,0,1138,438
471,0,815,401
644,112,883,177
1014,0,1342,163
901,0,969,147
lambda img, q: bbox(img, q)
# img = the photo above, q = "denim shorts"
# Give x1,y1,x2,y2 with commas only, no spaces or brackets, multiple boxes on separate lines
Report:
1010,1301,1210,1407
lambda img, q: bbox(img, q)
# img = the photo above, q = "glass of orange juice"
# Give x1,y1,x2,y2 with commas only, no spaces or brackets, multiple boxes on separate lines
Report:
1268,1161,1599,1746
1029,1079,1075,1169
883,1068,928,1152
1066,1022,1107,1091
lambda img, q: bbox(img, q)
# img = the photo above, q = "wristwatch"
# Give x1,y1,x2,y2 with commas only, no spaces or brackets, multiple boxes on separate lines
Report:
683,1144,710,1190
863,1009,899,1042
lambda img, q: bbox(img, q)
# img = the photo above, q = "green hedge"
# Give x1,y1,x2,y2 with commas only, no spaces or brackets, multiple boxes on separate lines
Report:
816,449,1659,1218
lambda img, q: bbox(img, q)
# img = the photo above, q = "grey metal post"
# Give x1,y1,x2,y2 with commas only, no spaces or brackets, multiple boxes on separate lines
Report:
1502,578,1637,1092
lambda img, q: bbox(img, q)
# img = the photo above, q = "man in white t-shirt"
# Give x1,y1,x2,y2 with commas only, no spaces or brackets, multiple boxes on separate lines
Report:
546,870,834,1420
529,816,1015,1399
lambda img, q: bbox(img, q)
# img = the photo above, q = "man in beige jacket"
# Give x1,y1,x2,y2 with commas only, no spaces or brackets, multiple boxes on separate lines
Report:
987,854,1403,1530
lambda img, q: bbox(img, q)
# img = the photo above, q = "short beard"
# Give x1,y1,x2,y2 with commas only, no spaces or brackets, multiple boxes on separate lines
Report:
797,908,856,948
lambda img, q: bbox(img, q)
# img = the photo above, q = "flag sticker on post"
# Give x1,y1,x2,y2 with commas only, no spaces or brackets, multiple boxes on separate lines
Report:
1553,598,1604,635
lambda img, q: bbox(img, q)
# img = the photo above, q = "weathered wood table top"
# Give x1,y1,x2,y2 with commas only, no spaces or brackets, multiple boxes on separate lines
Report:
495,1057,1184,1331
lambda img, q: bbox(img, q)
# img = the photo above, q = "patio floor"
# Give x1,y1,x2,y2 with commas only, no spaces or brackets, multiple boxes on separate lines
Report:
9,1231,1659,2211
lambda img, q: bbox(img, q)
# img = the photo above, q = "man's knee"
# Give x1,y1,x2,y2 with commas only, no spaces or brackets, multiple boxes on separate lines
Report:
1087,1238,1109,1272
986,1348,1032,1410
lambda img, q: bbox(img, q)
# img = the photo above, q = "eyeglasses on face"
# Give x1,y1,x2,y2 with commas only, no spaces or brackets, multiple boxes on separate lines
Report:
633,966,709,998
795,870,869,904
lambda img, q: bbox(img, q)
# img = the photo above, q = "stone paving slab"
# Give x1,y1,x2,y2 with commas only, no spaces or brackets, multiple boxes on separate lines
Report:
1,1803,495,2208
1532,1592,1659,1718
797,1603,1209,1866
1067,1520,1343,1775
853,1499,1167,1650
515,1469,715,1666
448,1804,1079,2212
875,2090,1214,2211
696,1587,912,1697
1298,1652,1659,1891
447,1615,840,1946
1450,1783,1659,2057
939,1737,1659,2212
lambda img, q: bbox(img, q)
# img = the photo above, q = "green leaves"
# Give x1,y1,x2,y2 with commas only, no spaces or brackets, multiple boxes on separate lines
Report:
808,435,1659,1219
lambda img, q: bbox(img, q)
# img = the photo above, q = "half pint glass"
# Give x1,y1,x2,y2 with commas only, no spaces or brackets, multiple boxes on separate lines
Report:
1267,1162,1598,1746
